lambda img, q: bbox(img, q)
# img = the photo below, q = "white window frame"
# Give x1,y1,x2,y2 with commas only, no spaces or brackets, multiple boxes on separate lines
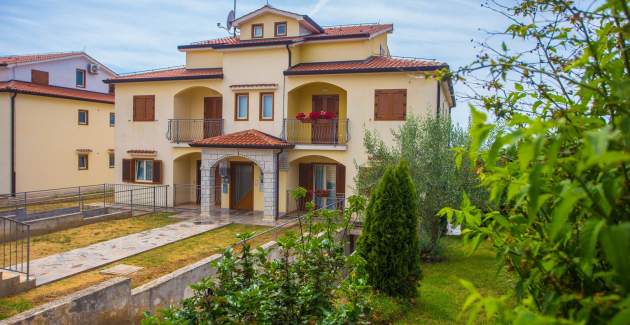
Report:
252,24,264,38
260,93,273,120
109,112,115,127
235,93,249,120
76,69,86,88
135,159,154,182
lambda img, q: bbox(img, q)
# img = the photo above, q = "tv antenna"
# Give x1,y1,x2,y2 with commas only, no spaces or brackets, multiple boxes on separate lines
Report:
217,0,237,36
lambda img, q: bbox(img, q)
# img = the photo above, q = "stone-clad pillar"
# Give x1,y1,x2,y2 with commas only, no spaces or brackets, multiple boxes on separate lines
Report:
261,153,278,222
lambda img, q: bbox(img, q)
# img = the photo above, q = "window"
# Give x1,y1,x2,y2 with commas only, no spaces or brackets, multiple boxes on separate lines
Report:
78,110,89,125
108,152,115,168
108,84,115,94
252,24,264,38
76,69,86,88
235,93,249,120
275,22,287,36
133,95,155,121
374,89,407,121
78,154,88,170
259,92,274,120
109,112,115,127
31,70,49,85
135,159,154,182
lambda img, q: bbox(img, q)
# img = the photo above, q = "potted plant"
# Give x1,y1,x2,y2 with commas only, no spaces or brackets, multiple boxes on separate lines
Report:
315,189,329,197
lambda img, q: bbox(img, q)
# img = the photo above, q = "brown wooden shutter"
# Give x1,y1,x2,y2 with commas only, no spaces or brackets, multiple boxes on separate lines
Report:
133,96,144,121
336,164,346,194
152,160,162,184
298,163,313,210
374,89,407,121
122,159,132,182
31,70,49,85
146,96,155,121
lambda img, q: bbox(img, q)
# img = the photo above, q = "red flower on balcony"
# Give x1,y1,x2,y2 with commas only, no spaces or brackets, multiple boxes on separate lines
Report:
320,111,337,119
309,111,322,120
315,189,329,197
296,112,307,120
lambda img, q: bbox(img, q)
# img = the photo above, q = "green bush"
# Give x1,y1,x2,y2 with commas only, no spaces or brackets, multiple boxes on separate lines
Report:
357,161,422,298
143,191,371,325
440,0,630,323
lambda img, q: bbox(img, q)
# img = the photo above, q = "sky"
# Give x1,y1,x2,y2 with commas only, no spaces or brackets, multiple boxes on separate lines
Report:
0,0,511,127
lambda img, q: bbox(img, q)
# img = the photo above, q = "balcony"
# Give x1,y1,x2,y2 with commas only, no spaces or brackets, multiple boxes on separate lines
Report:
167,119,223,143
283,118,349,145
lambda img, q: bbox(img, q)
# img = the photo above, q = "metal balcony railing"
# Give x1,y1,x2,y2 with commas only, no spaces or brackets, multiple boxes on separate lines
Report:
283,118,349,145
167,119,223,143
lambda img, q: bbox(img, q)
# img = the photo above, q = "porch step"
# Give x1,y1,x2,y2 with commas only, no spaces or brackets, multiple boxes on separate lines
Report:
0,271,36,297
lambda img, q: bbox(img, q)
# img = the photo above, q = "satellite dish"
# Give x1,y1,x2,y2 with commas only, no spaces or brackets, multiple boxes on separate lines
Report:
226,10,235,30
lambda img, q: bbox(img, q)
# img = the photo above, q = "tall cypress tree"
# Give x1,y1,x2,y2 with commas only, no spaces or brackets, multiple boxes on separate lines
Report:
358,160,421,298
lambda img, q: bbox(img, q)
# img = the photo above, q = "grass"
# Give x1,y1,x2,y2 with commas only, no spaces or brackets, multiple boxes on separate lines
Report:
391,236,513,324
30,212,178,259
0,223,285,320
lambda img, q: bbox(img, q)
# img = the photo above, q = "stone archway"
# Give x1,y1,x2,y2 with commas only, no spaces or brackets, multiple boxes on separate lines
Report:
199,148,279,223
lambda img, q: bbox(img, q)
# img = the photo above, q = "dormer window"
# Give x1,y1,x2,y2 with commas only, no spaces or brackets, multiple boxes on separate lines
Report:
275,22,287,36
252,24,264,38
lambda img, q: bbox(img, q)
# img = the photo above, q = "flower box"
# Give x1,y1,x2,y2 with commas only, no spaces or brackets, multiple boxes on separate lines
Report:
315,190,329,197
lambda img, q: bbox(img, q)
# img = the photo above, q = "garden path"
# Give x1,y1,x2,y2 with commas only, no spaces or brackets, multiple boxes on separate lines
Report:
30,220,225,285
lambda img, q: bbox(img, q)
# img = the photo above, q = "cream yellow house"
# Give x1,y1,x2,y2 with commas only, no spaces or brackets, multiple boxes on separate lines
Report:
0,52,116,194
106,5,455,222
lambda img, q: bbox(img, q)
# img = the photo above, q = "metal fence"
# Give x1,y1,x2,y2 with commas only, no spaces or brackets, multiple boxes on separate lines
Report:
0,217,30,279
167,119,223,143
285,190,346,215
0,184,169,223
283,118,350,145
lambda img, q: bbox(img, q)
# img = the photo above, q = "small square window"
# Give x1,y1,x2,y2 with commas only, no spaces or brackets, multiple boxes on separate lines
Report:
252,24,264,38
275,22,287,36
76,69,86,88
78,110,89,125
109,112,115,127
260,93,274,120
235,93,249,120
78,154,89,170
108,152,115,168
135,159,154,182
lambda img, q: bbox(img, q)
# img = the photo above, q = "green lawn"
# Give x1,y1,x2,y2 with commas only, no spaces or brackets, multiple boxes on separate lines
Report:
394,236,513,324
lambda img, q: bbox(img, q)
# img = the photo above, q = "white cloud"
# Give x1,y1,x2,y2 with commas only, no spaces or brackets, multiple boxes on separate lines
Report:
309,0,331,16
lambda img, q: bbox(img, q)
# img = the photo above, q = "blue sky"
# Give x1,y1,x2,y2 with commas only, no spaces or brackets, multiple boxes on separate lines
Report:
0,0,510,127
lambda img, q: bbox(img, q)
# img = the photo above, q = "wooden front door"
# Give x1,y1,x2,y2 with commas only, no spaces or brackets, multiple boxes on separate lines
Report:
203,97,222,138
311,95,339,144
230,162,254,211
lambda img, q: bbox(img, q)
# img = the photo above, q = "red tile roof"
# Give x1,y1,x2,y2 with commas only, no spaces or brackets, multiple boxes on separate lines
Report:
106,67,223,83
190,129,294,149
0,52,83,66
285,56,447,75
0,80,114,104
179,24,393,50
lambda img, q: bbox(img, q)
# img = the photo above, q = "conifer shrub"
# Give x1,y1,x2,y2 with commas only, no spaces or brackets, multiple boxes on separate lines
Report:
357,160,422,298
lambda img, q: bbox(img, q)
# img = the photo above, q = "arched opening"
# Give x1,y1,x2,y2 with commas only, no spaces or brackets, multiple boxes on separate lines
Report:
208,156,265,212
170,86,223,143
286,82,348,145
286,155,346,212
172,151,202,207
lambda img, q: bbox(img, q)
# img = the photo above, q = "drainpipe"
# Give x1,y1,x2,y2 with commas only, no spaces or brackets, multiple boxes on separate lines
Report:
282,44,291,138
10,92,17,195
436,80,441,118
275,148,283,220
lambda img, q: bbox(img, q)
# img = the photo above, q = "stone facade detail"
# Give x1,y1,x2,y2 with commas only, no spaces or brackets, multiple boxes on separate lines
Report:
199,148,279,223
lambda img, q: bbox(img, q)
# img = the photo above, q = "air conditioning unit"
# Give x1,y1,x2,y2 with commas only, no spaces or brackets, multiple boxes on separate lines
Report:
87,63,99,74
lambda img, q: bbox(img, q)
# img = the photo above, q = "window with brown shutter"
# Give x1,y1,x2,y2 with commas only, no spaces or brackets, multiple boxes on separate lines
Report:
133,95,155,121
336,164,346,194
31,70,49,85
122,159,134,182
374,89,407,121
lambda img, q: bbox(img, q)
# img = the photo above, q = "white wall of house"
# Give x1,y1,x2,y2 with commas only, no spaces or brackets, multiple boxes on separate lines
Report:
0,56,115,93
0,93,11,194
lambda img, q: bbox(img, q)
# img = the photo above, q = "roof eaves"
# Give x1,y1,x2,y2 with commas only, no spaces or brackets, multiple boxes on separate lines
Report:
189,143,294,149
104,73,223,84
284,65,447,76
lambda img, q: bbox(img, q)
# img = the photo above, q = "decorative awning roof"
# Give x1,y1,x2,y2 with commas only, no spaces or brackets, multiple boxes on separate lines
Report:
190,129,294,149
127,149,157,156
229,83,278,91
75,149,93,153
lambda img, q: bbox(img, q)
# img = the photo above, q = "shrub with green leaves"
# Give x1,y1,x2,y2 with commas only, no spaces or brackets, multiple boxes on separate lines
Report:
142,191,371,325
356,116,484,260
439,0,630,323
357,161,422,298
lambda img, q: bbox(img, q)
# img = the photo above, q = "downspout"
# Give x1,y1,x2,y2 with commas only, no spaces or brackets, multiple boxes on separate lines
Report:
436,80,441,118
275,148,284,219
282,44,291,136
10,92,17,195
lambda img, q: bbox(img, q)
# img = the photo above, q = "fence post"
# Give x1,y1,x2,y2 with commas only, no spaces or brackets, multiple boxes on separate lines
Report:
130,188,133,215
26,225,30,280
166,185,169,210
78,186,82,212
103,184,106,209
23,192,27,217
153,187,156,212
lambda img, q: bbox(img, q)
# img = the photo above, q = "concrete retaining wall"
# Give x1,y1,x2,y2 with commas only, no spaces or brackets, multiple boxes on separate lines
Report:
26,209,131,237
0,239,283,325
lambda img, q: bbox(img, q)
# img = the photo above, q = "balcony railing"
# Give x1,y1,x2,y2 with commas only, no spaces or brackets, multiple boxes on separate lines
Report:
167,119,223,143
283,118,349,145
